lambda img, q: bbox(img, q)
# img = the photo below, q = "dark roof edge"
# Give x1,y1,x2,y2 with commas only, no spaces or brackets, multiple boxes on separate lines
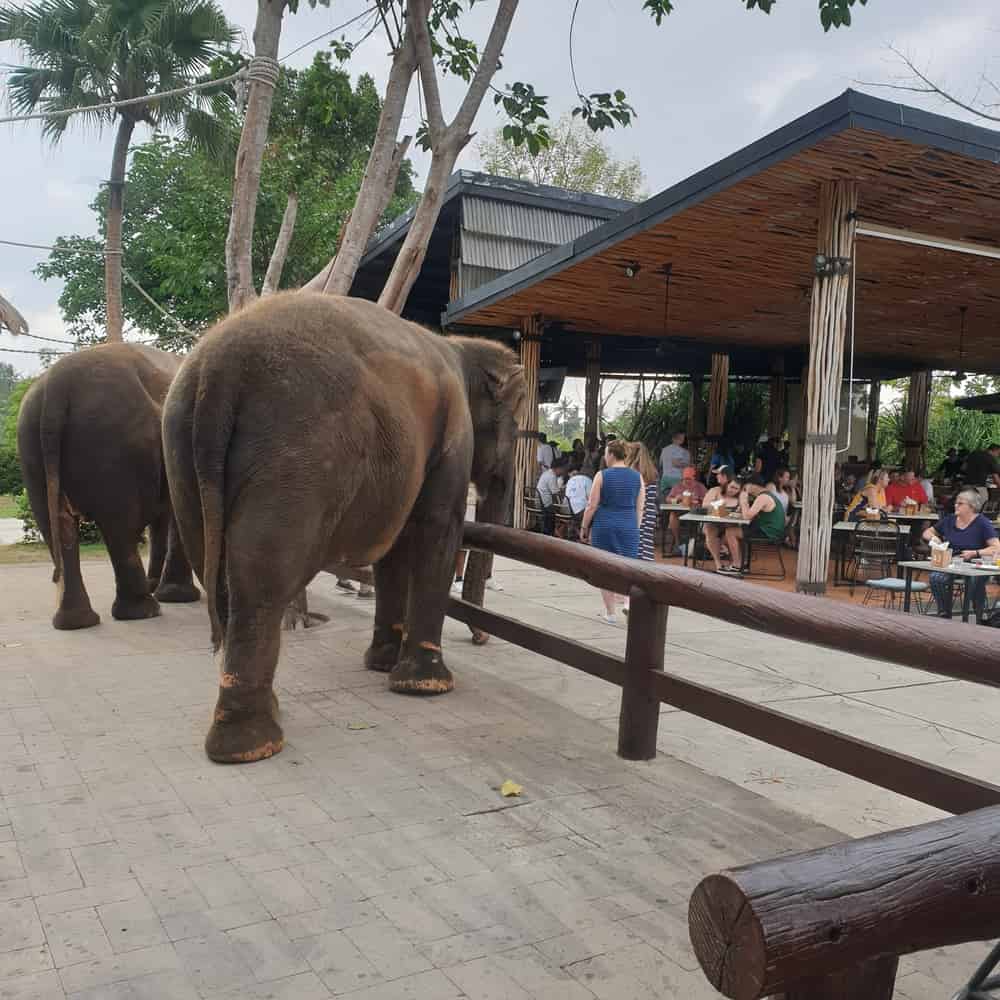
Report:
358,170,636,269
442,89,1000,328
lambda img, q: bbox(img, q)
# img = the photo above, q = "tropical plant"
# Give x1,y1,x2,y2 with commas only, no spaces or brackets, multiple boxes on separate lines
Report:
36,56,419,349
0,0,238,340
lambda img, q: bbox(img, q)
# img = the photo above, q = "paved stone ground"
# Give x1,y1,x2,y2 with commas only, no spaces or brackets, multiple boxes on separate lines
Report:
0,519,23,545
0,557,993,998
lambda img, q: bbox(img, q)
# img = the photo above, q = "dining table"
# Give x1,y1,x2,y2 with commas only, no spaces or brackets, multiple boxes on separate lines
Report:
899,558,999,623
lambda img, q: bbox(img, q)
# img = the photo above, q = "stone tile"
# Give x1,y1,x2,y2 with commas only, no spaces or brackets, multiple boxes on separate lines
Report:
337,969,464,1000
298,930,381,994
0,970,65,999
0,945,53,983
36,880,145,918
226,920,309,982
244,869,321,919
41,908,113,968
278,899,378,940
97,895,168,954
173,932,255,993
0,899,45,954
372,892,456,944
67,971,200,1000
344,919,434,980
201,971,332,999
56,944,183,994
160,901,272,941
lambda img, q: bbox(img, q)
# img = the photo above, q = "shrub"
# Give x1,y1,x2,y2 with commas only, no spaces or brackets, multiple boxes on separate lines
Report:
14,489,102,546
0,448,21,495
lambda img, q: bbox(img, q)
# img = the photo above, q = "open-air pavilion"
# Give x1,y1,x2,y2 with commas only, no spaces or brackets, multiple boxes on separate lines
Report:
440,89,1000,594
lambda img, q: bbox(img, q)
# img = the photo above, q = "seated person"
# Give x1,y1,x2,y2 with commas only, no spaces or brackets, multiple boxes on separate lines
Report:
665,466,707,556
939,448,963,480
919,469,935,505
564,464,593,516
921,489,1000,618
703,475,742,572
765,467,794,513
719,480,786,575
836,472,857,507
845,469,890,521
885,468,928,509
536,456,569,534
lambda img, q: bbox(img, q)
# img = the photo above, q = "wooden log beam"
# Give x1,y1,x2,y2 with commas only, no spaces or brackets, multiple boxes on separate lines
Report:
796,181,857,594
687,375,705,470
866,379,880,463
707,353,729,439
768,359,787,444
512,316,542,530
688,803,1000,999
584,337,601,443
904,370,932,472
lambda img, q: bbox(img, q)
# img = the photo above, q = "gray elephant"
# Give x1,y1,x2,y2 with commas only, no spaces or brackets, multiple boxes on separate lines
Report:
162,293,525,763
17,343,200,630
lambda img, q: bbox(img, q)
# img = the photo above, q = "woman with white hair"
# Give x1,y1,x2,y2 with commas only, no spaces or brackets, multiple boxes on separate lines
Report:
922,489,1000,618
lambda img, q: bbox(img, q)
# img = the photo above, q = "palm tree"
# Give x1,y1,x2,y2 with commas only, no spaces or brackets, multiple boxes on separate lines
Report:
0,0,237,341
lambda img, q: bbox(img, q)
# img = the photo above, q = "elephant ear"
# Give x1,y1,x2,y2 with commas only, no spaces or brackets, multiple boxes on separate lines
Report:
484,362,527,422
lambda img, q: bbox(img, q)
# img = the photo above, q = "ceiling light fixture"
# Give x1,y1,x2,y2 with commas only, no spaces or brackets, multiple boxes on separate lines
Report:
624,262,641,279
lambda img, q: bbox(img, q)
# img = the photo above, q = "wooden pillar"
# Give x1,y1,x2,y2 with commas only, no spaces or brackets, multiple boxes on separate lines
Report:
584,337,601,444
793,361,809,471
865,379,880,464
768,359,787,444
512,316,542,530
795,181,857,595
687,375,705,469
706,353,729,450
904,371,932,471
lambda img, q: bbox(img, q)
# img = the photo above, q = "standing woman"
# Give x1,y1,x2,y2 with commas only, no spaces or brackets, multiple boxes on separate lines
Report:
582,440,643,624
627,442,659,563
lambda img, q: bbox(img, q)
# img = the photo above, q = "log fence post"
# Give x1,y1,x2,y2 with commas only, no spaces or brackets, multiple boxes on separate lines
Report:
618,587,666,760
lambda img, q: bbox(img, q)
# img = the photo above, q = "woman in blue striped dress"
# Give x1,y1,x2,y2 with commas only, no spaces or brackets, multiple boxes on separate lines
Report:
581,440,643,624
628,442,659,563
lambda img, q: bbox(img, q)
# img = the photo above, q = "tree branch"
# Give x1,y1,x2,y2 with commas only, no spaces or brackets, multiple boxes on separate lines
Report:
452,0,519,136
857,44,1000,124
261,190,298,296
408,0,446,139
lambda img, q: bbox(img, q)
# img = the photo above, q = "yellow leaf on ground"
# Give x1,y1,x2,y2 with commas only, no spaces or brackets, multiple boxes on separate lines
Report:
347,722,375,731
500,780,523,797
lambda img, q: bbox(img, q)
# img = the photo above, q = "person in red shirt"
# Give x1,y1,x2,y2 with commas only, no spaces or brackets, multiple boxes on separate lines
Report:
885,469,928,509
665,467,707,556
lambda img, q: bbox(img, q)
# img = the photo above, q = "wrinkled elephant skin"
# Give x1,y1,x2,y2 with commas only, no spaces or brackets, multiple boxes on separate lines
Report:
163,293,525,764
17,344,200,630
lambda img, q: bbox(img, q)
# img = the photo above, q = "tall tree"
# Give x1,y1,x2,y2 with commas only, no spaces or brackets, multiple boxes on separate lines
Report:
478,112,646,199
0,0,236,341
36,58,418,348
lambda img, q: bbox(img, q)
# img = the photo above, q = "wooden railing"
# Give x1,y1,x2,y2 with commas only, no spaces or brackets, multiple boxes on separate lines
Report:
449,523,1000,999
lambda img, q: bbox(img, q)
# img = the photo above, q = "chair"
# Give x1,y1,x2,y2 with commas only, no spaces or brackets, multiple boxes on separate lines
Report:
553,496,582,541
850,521,928,610
741,531,786,580
522,486,545,533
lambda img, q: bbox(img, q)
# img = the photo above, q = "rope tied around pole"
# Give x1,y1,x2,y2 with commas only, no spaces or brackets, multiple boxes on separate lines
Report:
246,56,281,87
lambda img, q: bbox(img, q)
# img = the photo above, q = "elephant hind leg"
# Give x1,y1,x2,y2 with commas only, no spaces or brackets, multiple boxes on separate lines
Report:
154,513,200,604
103,517,159,622
52,500,100,631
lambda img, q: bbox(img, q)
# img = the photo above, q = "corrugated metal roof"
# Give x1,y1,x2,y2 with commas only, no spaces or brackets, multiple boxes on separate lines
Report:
462,196,609,246
459,196,611,287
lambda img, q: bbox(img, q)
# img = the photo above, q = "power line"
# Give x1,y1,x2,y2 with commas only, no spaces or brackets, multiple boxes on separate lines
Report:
0,238,114,255
0,346,71,356
0,69,244,126
13,330,75,345
279,5,381,62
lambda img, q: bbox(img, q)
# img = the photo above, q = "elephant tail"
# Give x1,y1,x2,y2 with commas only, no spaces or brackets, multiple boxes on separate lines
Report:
191,364,235,653
39,379,67,584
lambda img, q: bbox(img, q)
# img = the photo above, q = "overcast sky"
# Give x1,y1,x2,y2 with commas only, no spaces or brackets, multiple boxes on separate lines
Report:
1,0,997,375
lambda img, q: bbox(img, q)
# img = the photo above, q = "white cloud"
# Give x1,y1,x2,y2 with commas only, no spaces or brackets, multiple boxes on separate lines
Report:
746,57,820,122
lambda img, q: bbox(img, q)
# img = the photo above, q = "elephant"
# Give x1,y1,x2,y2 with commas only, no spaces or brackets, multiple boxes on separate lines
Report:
17,343,200,630
162,292,525,764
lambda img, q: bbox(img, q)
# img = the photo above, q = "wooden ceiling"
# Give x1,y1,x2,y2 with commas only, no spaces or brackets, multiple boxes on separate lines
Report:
445,92,1000,375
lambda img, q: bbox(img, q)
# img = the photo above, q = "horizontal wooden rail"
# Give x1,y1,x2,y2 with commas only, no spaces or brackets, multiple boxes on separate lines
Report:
688,802,1000,999
461,523,1000,689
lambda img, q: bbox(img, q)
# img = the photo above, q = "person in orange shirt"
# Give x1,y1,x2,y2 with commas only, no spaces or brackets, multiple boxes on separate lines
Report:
885,468,928,509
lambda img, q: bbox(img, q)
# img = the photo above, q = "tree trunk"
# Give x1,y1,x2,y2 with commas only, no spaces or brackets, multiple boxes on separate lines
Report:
904,371,932,471
225,0,285,313
105,115,135,342
377,141,461,314
261,190,298,296
304,23,417,295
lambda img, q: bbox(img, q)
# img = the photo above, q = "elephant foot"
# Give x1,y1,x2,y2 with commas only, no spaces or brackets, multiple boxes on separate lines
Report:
112,594,161,621
389,647,454,695
155,581,201,603
206,693,284,764
52,606,100,631
364,640,401,673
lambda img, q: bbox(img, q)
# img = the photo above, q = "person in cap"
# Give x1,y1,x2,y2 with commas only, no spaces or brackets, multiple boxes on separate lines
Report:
665,466,707,557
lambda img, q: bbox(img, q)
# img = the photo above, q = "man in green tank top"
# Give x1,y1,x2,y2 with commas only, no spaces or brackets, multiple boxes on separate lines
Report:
719,481,785,575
